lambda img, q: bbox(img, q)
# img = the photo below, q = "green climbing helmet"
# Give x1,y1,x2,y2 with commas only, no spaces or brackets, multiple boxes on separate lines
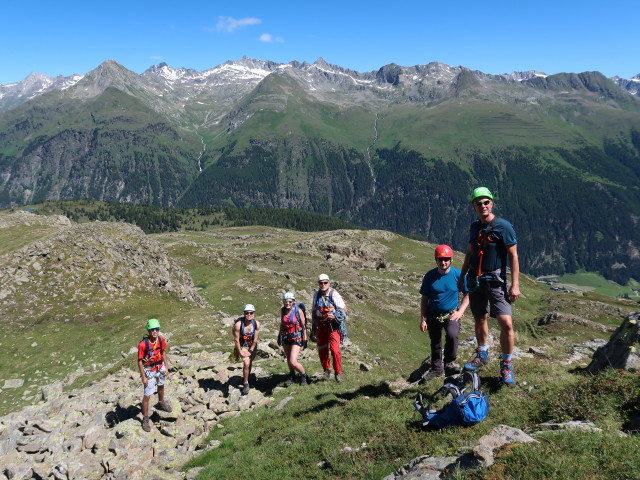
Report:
470,187,494,202
146,318,161,330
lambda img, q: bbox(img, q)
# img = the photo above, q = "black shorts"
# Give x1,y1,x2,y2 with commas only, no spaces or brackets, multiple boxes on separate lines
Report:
283,338,304,346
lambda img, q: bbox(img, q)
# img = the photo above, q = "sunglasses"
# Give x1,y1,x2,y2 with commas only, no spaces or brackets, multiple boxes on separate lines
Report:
244,311,255,315
283,300,294,304
319,281,329,285
436,257,452,262
149,327,160,332
474,200,492,206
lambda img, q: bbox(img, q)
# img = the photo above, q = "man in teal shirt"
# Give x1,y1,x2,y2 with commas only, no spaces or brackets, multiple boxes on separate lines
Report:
419,244,470,381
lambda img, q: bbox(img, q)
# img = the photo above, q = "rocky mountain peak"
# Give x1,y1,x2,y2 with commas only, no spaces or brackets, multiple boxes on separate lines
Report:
313,57,331,68
501,70,548,81
0,71,83,110
143,62,196,82
376,63,402,85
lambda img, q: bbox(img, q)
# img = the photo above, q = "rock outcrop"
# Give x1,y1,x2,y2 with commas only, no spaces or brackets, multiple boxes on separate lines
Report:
382,425,538,479
586,312,640,373
537,312,614,333
0,214,203,314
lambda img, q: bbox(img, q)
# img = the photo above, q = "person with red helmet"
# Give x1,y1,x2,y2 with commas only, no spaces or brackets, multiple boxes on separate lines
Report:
419,244,470,381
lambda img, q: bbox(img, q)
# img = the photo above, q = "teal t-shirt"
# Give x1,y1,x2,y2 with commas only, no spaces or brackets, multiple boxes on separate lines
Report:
419,267,467,312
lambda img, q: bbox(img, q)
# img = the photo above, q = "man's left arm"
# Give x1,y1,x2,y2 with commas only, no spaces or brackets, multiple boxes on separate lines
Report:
506,244,520,302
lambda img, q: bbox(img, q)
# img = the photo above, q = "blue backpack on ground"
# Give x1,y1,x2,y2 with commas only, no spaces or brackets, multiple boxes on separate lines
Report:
413,371,488,429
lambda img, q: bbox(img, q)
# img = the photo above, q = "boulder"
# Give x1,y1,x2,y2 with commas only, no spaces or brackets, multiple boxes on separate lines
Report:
586,312,640,373
473,425,538,467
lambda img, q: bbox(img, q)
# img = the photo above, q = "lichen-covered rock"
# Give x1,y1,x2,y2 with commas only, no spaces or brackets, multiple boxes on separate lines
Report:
0,343,276,479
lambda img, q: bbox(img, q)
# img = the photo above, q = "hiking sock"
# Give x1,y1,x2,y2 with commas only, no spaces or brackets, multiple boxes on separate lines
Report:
502,353,513,361
478,344,489,352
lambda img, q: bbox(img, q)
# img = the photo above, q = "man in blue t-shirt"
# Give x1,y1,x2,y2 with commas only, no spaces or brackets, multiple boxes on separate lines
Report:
419,244,470,381
457,187,521,387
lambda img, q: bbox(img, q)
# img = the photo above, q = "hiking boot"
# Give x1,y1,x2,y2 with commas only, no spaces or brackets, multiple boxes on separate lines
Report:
444,362,461,376
421,368,444,382
242,382,250,395
323,369,331,381
335,373,343,383
142,416,151,432
500,360,516,387
464,349,490,371
300,374,308,386
156,401,173,413
284,374,295,387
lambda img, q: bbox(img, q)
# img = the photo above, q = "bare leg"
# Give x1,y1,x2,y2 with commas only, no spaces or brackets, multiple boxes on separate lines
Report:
474,313,489,346
496,315,514,354
142,395,150,417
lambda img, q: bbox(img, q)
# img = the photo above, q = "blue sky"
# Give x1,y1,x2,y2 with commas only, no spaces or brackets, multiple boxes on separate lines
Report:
2,0,638,85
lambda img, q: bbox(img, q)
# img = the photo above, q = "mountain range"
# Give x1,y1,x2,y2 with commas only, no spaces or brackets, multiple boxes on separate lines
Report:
1,57,640,283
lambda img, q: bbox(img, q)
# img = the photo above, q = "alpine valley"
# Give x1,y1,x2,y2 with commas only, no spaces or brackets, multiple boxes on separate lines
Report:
1,58,640,283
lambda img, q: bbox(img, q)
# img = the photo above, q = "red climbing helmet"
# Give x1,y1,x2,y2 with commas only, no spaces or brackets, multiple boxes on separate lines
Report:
434,244,453,259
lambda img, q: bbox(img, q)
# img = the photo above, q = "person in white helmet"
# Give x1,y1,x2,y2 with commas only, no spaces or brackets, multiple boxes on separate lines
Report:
311,274,347,383
278,292,308,386
233,304,261,395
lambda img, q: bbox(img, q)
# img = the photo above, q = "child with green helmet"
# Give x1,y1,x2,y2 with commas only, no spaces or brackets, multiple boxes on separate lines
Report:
137,318,172,432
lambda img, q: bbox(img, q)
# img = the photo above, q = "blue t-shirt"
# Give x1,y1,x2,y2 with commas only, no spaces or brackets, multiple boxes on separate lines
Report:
419,267,468,312
468,217,517,279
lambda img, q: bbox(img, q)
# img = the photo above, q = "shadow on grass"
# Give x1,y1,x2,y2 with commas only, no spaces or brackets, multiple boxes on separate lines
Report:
297,382,402,415
252,372,299,396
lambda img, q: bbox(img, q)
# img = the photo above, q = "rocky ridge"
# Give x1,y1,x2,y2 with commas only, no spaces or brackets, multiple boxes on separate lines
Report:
3,58,639,115
0,212,203,316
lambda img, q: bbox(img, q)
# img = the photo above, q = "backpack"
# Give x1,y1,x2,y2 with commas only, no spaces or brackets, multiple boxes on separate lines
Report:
413,372,488,429
314,289,348,340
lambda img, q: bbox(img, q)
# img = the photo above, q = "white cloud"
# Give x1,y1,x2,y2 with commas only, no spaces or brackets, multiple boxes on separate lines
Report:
259,33,284,43
212,16,262,33
151,56,163,61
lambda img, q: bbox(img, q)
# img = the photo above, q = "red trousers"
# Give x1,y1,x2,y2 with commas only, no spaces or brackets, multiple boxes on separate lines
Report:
317,328,342,374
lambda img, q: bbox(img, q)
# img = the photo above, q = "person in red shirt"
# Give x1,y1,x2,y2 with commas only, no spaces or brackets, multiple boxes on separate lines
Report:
137,318,172,432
